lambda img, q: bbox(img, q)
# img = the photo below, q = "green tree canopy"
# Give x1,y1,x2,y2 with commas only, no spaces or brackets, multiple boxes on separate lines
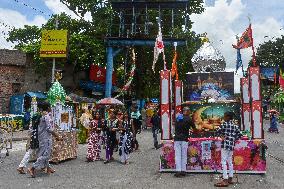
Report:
6,0,205,98
255,35,284,69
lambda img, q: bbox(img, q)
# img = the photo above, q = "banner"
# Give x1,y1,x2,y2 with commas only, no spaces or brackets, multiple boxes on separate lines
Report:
40,30,68,58
89,65,116,85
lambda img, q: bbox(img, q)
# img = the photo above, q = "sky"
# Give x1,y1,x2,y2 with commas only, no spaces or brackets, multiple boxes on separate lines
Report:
0,0,284,92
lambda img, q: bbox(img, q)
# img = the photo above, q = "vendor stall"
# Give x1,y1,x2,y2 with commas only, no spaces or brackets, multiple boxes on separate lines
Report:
160,138,266,173
159,38,266,174
47,73,78,163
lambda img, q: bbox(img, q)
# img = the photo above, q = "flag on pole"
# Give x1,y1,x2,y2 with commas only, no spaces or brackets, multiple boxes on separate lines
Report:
152,26,164,72
232,24,253,49
279,69,284,90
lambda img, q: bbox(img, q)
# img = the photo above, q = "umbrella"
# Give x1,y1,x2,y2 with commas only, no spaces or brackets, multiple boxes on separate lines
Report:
268,109,279,114
97,97,124,106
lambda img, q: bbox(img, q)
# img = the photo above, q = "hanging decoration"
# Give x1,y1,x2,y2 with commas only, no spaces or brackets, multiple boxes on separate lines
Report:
13,0,52,17
152,21,166,72
115,49,136,98
47,72,67,106
171,42,178,80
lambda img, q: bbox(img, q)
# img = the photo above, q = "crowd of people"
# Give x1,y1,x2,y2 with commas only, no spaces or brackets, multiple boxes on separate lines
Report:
12,99,276,186
15,102,161,178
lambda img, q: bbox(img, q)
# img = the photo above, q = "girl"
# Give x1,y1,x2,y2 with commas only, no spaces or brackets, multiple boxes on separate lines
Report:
86,111,103,162
268,110,279,133
118,113,133,164
104,109,119,164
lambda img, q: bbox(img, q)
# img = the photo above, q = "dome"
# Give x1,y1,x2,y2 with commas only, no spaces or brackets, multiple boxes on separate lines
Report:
191,41,226,72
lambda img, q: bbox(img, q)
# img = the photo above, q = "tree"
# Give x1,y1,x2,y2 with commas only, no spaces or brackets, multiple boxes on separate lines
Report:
6,0,205,98
255,35,284,69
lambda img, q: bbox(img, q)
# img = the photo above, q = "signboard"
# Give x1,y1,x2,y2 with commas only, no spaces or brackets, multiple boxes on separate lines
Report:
185,72,234,101
40,30,68,58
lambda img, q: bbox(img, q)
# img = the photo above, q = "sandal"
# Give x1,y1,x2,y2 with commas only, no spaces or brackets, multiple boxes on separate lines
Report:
214,179,229,187
228,177,234,184
28,167,35,178
17,167,26,174
47,167,55,174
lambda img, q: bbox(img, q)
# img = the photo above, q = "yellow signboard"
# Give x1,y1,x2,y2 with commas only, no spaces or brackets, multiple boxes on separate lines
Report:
40,30,68,58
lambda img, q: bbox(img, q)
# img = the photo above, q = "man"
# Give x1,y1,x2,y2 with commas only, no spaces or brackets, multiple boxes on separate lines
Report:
28,103,62,178
131,106,141,150
150,110,160,149
214,112,242,187
141,106,147,130
174,107,195,177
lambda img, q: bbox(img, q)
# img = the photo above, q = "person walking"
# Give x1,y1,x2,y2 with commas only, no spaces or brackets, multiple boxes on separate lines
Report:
268,110,279,133
118,113,133,164
174,107,195,177
86,111,103,162
17,113,41,174
214,112,243,187
103,109,119,164
151,110,160,149
27,103,62,178
130,106,141,150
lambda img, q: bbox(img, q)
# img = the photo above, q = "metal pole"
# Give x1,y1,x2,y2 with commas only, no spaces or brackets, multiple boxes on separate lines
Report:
51,15,59,83
105,47,113,98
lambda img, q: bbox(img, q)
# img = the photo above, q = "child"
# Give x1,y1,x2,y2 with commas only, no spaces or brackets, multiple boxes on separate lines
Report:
268,110,279,133
214,112,242,187
150,110,160,149
118,113,133,164
103,109,119,164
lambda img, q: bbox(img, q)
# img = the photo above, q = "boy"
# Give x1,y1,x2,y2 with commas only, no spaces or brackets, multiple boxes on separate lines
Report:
150,110,160,149
214,112,242,187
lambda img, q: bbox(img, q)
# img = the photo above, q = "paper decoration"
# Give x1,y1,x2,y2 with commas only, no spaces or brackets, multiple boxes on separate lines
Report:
191,40,226,72
115,49,136,98
47,81,66,106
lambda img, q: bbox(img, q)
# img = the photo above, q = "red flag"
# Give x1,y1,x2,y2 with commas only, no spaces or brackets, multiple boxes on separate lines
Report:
279,69,284,89
233,24,253,49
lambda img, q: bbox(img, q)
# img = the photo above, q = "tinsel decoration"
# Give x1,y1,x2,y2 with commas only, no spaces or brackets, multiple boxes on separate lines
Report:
47,81,67,106
191,37,226,72
115,49,136,98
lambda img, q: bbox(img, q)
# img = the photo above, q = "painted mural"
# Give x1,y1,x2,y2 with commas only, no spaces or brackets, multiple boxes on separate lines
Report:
185,72,234,101
183,102,241,132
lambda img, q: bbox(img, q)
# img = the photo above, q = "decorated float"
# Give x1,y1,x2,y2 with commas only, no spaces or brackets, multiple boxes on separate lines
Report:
47,72,78,163
159,33,266,174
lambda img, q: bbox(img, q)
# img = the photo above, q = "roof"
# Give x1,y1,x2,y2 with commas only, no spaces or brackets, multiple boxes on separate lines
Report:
110,1,188,9
26,92,47,99
0,49,26,66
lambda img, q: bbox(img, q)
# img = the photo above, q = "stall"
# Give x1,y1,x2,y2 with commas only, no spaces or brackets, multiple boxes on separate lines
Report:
68,93,96,144
159,38,266,174
47,73,78,163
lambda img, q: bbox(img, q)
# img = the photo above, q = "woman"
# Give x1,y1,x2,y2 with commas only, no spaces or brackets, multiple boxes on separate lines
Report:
86,111,103,162
79,108,92,143
268,110,279,133
118,113,133,164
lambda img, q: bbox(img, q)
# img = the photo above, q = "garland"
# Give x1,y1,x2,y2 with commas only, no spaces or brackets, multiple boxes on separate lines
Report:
115,49,136,98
